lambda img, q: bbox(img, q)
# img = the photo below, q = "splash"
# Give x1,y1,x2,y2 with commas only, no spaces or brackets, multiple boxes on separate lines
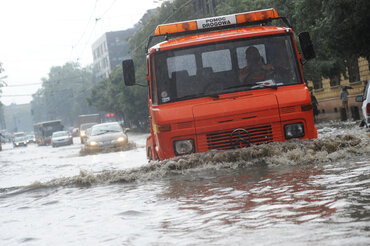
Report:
79,141,137,156
2,132,370,195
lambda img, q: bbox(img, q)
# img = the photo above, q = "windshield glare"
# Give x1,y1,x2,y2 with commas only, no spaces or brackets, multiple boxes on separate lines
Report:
91,123,122,136
153,35,301,104
53,131,68,137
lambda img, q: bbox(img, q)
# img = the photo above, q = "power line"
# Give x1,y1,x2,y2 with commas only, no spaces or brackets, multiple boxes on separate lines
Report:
76,0,119,61
1,94,34,97
130,0,194,55
100,0,119,19
70,0,99,62
5,83,42,87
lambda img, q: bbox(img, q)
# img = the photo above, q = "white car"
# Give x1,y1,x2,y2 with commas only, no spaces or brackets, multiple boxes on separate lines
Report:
51,131,73,147
356,81,370,128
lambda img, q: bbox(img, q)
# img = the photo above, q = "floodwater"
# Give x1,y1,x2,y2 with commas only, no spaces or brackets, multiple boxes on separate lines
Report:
1,122,370,245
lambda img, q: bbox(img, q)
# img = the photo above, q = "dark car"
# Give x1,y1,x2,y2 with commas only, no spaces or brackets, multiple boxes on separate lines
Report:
13,136,28,147
80,122,97,144
51,131,73,147
84,122,128,152
26,134,36,144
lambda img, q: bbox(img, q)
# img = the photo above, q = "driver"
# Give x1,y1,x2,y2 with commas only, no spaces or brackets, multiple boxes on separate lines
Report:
239,46,274,84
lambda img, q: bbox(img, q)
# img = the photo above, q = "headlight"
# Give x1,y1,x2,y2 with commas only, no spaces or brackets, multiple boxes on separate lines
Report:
116,136,125,142
174,139,195,156
80,131,86,137
89,141,98,146
284,123,305,139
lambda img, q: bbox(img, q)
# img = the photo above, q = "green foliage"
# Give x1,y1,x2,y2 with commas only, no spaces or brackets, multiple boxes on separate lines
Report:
31,62,96,126
90,0,369,122
87,67,148,126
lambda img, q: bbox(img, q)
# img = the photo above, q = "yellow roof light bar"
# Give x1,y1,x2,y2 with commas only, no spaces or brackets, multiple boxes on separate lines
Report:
155,8,279,36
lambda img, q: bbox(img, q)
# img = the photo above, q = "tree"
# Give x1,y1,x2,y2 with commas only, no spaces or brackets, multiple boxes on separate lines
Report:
31,62,97,126
87,0,370,126
87,67,148,127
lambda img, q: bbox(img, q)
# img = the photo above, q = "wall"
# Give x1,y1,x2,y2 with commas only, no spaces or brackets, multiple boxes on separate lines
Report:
308,57,370,121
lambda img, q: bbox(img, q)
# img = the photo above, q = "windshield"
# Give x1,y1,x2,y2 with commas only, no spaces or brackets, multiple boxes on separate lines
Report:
153,35,301,104
14,136,26,142
53,131,68,137
90,123,122,136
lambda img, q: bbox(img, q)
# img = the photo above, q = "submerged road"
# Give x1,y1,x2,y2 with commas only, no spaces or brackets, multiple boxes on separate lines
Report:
1,122,370,245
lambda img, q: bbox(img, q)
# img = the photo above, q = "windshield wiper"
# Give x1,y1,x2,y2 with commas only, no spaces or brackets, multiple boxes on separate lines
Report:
173,94,199,101
251,84,278,89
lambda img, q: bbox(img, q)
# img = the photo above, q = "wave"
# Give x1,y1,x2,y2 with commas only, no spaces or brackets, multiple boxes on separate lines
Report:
79,141,137,156
2,132,370,197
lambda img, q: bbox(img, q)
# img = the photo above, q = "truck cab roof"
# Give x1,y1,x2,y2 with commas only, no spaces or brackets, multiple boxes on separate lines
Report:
149,26,290,54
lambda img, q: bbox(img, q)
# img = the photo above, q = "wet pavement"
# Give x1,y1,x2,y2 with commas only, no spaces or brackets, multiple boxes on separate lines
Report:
1,122,370,245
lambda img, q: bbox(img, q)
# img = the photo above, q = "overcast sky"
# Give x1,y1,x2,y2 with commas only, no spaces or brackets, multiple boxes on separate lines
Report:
0,0,163,106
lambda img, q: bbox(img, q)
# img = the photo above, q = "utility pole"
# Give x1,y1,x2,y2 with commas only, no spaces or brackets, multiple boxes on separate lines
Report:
202,0,208,16
208,0,215,16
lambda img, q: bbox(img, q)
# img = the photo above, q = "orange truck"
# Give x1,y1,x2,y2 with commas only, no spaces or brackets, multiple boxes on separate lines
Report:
123,9,317,161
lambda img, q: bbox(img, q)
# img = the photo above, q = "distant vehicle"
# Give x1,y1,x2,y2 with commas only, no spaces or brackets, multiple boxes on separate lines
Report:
13,136,28,147
0,130,11,143
356,81,370,127
13,132,25,137
13,132,25,139
77,114,100,127
51,131,73,147
80,122,97,144
34,120,64,145
84,122,128,152
12,132,25,145
26,134,36,144
0,132,5,145
72,128,79,137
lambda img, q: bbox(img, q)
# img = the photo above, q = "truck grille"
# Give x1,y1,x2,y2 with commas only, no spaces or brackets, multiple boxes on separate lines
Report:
206,125,273,150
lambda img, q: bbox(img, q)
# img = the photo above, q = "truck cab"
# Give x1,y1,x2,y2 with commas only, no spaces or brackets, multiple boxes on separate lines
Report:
123,9,317,161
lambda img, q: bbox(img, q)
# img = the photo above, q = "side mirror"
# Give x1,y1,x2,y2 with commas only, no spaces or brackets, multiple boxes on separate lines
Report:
355,95,364,102
299,32,316,61
122,59,136,86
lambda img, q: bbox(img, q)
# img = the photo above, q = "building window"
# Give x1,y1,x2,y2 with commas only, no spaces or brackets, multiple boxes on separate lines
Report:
329,74,340,87
312,78,323,90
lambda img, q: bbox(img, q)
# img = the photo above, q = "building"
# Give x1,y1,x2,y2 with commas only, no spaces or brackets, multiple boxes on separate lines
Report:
308,57,370,121
92,29,136,83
